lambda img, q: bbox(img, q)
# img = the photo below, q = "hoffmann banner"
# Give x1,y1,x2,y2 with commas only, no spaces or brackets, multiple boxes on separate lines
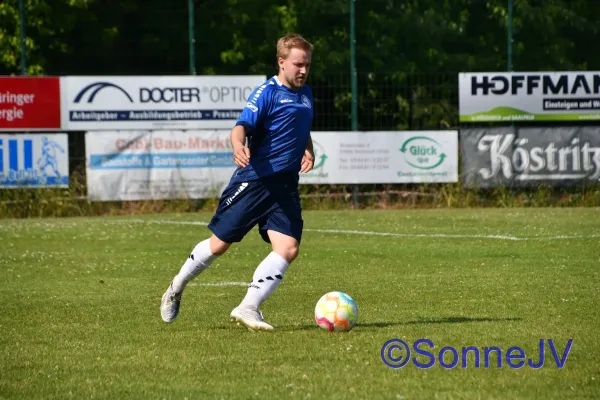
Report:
459,72,600,122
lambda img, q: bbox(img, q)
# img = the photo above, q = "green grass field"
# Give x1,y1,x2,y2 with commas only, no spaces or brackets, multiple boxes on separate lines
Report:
1,208,599,399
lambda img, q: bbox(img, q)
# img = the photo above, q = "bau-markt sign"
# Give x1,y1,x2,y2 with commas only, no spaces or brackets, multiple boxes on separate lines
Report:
459,72,600,122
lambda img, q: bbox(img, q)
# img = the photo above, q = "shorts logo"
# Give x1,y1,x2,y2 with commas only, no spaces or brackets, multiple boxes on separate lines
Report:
225,182,248,205
301,95,311,109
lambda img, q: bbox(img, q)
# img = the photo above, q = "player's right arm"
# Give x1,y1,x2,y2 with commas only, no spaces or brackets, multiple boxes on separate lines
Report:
231,82,273,168
231,125,250,168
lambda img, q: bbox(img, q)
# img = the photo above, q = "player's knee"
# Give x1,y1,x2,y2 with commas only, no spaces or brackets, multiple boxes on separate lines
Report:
209,235,231,256
267,230,300,262
279,244,299,263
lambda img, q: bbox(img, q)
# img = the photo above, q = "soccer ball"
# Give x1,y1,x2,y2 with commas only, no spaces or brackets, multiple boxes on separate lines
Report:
314,291,358,332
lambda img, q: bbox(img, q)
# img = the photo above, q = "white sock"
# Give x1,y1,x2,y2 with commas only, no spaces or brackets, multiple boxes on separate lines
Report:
239,252,290,309
171,239,218,294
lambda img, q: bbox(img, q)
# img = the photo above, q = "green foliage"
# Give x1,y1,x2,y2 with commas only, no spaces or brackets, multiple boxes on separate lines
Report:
1,171,599,218
0,0,93,75
2,1,599,77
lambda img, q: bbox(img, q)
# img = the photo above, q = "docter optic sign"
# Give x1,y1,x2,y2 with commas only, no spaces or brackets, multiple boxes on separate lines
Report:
60,76,266,130
459,72,600,122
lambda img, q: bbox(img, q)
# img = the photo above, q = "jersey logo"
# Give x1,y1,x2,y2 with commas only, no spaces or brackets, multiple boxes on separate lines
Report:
301,95,311,109
280,99,293,104
245,102,258,112
250,84,268,104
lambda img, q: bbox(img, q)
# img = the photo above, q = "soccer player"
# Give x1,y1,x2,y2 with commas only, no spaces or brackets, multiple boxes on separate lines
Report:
160,33,315,332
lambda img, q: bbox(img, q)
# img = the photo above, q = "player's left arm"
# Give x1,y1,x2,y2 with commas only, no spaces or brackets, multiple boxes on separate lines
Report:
300,134,315,173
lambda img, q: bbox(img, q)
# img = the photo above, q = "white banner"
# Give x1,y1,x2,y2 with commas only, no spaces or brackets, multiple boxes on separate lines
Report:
86,130,458,201
85,130,236,201
459,72,600,122
0,133,69,188
61,76,266,130
299,131,458,184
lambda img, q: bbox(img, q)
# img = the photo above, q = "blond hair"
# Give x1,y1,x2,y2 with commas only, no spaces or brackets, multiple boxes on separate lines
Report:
276,33,313,60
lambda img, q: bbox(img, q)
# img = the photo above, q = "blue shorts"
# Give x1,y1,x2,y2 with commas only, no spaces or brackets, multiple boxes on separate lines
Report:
208,172,303,244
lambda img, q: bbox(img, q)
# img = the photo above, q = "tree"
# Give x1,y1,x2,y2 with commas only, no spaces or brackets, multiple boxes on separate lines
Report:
2,0,599,129
0,0,94,76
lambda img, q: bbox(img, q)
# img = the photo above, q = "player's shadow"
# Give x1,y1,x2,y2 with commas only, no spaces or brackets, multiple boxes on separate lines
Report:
280,321,402,331
403,316,522,325
281,316,521,331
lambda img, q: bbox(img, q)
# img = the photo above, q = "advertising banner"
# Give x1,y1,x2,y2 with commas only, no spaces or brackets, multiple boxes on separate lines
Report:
0,133,69,188
61,76,266,130
0,77,61,130
85,130,236,201
461,126,600,188
299,131,458,184
459,72,600,122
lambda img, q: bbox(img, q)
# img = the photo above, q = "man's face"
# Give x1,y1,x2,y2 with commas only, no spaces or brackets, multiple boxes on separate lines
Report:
279,47,312,89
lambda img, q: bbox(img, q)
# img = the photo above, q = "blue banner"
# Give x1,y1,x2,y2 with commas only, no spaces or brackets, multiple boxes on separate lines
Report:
0,134,69,188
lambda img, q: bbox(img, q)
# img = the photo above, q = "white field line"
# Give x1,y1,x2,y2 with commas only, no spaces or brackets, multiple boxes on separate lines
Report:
188,282,249,287
123,219,600,241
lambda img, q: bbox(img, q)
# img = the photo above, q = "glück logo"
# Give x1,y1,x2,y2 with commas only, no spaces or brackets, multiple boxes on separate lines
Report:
400,136,447,170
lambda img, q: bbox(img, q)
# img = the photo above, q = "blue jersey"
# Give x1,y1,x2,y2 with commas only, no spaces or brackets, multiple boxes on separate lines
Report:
231,76,313,183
